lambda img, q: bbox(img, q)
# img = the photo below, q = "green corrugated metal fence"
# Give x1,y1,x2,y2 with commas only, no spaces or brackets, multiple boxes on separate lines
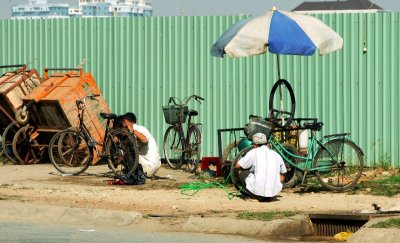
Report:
0,13,399,167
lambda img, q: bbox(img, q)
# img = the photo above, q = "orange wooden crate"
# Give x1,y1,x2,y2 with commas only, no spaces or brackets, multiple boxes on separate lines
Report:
0,65,42,132
22,69,110,145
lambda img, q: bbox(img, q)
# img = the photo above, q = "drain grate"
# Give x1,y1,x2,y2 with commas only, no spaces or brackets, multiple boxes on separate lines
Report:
309,214,369,236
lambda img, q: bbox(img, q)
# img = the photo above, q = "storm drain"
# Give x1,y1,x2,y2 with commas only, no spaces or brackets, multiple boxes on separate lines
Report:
309,213,370,236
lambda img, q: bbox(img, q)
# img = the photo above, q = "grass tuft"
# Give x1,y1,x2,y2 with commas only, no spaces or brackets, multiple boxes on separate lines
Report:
237,210,297,221
357,175,400,196
370,218,400,228
374,154,392,170
0,194,21,201
0,184,13,188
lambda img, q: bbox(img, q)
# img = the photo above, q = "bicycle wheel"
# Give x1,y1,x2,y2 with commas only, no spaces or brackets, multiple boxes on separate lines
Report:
222,141,239,164
230,147,253,196
48,130,92,175
314,138,364,191
268,79,296,128
105,129,139,177
186,125,201,173
163,126,184,169
2,122,19,164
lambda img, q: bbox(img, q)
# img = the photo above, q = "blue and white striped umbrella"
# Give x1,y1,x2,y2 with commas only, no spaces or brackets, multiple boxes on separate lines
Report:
211,8,343,58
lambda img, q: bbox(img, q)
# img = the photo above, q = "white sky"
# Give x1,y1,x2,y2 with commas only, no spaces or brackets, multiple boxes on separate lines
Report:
1,0,399,19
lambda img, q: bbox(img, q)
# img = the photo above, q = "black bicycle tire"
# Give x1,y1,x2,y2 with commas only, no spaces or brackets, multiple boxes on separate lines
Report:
163,126,184,169
186,125,201,173
48,130,91,175
230,147,253,196
281,144,299,189
268,79,296,128
1,122,19,164
314,138,364,191
105,129,139,177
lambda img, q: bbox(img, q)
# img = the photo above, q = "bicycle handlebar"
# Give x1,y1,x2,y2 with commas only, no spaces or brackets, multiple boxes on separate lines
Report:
168,95,205,106
76,94,100,110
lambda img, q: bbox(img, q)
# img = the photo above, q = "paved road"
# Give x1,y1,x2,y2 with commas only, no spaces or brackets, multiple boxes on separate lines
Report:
0,220,265,243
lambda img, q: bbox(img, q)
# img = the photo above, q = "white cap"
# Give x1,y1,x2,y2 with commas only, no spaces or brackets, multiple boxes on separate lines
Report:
252,133,267,145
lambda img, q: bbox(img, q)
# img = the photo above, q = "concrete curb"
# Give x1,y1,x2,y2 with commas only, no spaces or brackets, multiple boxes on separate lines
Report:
60,207,142,226
0,201,142,227
0,200,314,239
348,216,400,243
181,214,314,238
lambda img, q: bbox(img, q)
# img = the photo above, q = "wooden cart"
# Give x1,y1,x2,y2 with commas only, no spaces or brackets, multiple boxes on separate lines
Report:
11,68,110,164
0,64,43,163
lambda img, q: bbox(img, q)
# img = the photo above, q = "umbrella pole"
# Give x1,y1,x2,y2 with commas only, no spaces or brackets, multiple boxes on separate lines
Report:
276,55,281,80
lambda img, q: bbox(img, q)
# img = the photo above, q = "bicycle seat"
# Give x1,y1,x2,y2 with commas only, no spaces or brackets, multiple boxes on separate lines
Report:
100,113,117,120
184,109,198,117
303,122,324,131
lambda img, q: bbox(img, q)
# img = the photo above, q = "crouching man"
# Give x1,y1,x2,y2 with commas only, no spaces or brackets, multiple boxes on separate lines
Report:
236,133,287,202
122,112,161,177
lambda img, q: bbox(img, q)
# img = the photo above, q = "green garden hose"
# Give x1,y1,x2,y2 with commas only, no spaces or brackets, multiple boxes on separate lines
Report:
179,172,242,199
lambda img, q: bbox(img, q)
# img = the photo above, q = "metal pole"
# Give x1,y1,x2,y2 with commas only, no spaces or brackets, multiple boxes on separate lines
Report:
276,55,281,80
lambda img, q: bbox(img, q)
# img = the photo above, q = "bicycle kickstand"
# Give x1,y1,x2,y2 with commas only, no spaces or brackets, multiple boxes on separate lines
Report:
300,171,308,186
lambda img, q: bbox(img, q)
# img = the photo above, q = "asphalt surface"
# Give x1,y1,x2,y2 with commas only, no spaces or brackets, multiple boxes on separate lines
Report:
0,220,266,243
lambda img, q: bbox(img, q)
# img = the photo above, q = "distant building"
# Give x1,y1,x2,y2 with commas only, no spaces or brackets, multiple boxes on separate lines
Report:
292,0,384,13
12,0,69,19
11,0,153,20
79,0,153,17
68,7,83,18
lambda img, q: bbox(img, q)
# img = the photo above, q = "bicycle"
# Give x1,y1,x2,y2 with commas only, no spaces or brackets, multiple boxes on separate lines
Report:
162,95,204,173
220,78,297,166
48,94,139,176
230,118,364,192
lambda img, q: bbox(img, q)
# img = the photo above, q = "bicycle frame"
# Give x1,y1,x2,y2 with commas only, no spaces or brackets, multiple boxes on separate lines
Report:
74,97,113,158
173,112,196,153
270,129,349,175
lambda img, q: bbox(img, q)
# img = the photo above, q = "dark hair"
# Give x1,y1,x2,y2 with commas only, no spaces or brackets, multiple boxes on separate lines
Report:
113,115,125,128
124,112,137,123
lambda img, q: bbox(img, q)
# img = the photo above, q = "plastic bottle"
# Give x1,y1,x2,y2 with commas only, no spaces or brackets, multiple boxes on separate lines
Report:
298,129,309,154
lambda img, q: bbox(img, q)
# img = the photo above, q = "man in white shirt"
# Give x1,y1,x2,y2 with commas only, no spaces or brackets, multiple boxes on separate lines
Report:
236,133,287,201
122,112,161,177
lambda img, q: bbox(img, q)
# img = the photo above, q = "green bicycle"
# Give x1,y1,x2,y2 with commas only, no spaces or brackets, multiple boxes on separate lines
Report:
230,120,364,192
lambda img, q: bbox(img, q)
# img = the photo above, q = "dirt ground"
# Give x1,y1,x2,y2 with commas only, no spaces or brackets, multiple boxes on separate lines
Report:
0,161,399,221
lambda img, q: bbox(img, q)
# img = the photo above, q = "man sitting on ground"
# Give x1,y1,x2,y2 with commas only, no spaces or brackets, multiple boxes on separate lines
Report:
236,133,287,201
122,112,161,177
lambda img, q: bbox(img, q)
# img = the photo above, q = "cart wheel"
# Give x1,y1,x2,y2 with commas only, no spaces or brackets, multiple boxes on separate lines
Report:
1,122,19,164
12,125,44,165
15,107,29,125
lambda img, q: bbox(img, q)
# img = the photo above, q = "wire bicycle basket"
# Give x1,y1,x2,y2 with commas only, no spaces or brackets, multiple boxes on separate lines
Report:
162,104,188,125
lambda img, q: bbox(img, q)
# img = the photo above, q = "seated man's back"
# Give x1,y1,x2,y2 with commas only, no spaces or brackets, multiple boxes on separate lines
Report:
237,133,287,199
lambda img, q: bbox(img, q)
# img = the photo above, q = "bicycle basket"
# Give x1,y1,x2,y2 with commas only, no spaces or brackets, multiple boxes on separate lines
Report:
244,117,274,140
162,105,188,125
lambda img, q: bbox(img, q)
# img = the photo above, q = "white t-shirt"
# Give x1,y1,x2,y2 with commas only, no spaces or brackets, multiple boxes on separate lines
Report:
238,145,287,197
132,124,161,176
